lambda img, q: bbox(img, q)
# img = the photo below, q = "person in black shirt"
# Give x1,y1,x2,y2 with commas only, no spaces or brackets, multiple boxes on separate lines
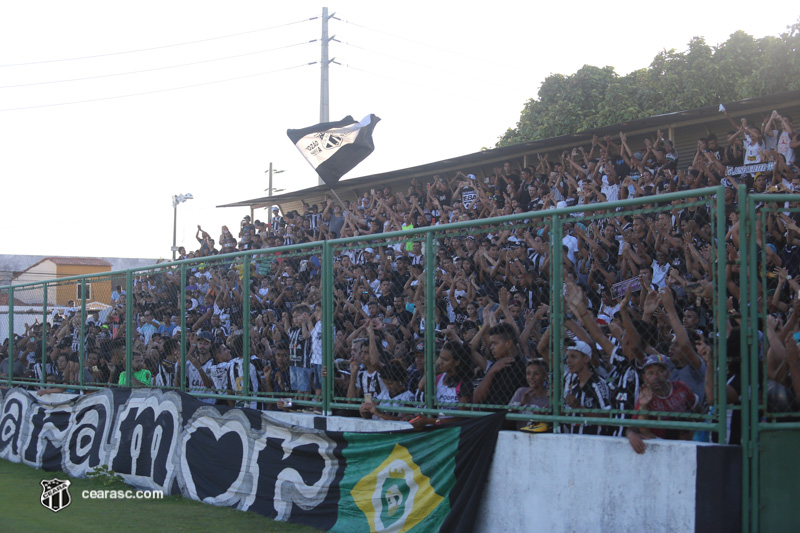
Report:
563,340,612,435
473,323,527,407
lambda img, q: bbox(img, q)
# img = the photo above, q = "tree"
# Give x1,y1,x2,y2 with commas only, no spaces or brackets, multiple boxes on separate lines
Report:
497,19,800,147
497,65,618,146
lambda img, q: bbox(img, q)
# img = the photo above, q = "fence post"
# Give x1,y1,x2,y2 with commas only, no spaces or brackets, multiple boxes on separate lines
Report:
737,186,749,532
549,215,564,433
79,279,87,388
179,263,187,393
242,255,251,399
322,241,333,415
745,189,760,533
736,185,751,533
714,187,728,443
6,286,13,388
125,270,133,387
40,283,48,387
424,231,436,411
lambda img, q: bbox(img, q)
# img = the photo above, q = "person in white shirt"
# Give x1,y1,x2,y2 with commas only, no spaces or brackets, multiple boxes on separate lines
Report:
651,251,672,290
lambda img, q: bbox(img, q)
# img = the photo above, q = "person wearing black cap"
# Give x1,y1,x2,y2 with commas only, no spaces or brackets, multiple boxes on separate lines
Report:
626,354,699,454
460,320,479,344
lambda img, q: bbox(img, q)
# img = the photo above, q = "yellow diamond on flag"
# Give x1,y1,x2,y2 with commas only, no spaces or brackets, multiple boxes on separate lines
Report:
352,443,444,532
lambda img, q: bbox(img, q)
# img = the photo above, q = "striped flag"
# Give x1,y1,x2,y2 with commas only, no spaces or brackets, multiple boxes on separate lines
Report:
287,114,380,186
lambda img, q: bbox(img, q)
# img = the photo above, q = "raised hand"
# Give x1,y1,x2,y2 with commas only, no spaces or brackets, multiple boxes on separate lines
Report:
638,383,654,410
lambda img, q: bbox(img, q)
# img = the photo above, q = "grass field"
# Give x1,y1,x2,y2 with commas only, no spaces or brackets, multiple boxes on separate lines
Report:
0,459,319,533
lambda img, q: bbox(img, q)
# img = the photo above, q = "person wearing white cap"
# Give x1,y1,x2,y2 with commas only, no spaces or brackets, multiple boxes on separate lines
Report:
563,339,611,435
270,206,285,234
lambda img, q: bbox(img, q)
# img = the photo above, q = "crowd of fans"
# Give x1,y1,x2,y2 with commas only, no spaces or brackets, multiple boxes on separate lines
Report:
3,109,800,450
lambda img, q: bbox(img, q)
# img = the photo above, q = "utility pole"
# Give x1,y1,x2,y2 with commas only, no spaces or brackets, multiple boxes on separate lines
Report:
320,7,330,124
319,7,337,186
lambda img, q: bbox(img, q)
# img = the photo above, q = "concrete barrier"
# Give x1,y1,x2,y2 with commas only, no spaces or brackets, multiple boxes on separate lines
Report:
273,412,741,533
22,399,740,532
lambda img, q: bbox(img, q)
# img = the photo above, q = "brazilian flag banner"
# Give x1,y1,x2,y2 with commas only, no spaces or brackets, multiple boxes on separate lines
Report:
332,412,505,532
0,388,503,532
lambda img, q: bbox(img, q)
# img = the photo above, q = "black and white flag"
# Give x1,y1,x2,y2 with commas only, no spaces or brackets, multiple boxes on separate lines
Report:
287,114,380,186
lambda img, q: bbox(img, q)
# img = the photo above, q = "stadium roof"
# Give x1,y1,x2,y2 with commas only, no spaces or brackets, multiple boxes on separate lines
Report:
218,89,800,217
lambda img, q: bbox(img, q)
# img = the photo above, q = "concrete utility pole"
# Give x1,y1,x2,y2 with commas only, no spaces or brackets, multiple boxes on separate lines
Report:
318,7,336,186
320,7,330,124
318,8,340,186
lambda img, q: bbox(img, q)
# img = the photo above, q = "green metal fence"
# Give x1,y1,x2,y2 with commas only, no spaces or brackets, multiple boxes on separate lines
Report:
0,187,729,429
2,185,784,532
742,191,800,533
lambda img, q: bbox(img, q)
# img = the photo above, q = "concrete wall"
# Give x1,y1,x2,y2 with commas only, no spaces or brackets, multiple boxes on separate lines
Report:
474,432,697,533
269,411,739,533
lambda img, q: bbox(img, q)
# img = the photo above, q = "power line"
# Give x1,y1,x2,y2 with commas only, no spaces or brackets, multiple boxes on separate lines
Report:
0,63,315,112
338,63,470,100
0,41,317,89
335,16,512,68
337,40,462,78
0,17,318,68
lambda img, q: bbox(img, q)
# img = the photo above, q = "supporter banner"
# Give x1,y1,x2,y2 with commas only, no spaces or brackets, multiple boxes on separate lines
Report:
0,388,501,532
725,161,774,176
287,114,380,186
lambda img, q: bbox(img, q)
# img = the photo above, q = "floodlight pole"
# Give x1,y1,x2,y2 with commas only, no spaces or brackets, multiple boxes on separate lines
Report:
268,162,274,226
266,162,286,226
172,200,178,260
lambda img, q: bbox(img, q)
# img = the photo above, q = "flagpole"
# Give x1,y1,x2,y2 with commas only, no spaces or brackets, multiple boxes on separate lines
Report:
328,188,348,211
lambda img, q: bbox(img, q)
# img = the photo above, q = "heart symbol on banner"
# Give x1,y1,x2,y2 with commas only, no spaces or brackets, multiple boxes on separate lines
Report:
184,427,244,501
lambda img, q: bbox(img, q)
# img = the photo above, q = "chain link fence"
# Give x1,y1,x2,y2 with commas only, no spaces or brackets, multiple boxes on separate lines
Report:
749,194,800,425
329,232,427,418
547,191,726,439
1,187,737,442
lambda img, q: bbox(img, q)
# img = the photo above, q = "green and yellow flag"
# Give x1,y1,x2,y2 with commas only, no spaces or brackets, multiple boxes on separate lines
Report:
332,412,504,532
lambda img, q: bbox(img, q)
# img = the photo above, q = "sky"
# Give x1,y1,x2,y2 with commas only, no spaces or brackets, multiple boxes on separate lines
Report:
0,1,796,261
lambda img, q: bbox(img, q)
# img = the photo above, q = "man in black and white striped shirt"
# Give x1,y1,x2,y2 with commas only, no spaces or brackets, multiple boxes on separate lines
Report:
285,304,312,395
563,340,611,435
226,334,259,409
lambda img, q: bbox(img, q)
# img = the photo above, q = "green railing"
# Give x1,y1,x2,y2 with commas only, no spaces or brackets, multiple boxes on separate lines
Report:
742,191,800,533
0,187,729,434
12,185,797,532
4,185,799,532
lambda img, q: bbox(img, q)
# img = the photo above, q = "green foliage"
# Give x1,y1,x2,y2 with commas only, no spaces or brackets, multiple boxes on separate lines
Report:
1,459,317,533
86,464,126,487
497,19,800,147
